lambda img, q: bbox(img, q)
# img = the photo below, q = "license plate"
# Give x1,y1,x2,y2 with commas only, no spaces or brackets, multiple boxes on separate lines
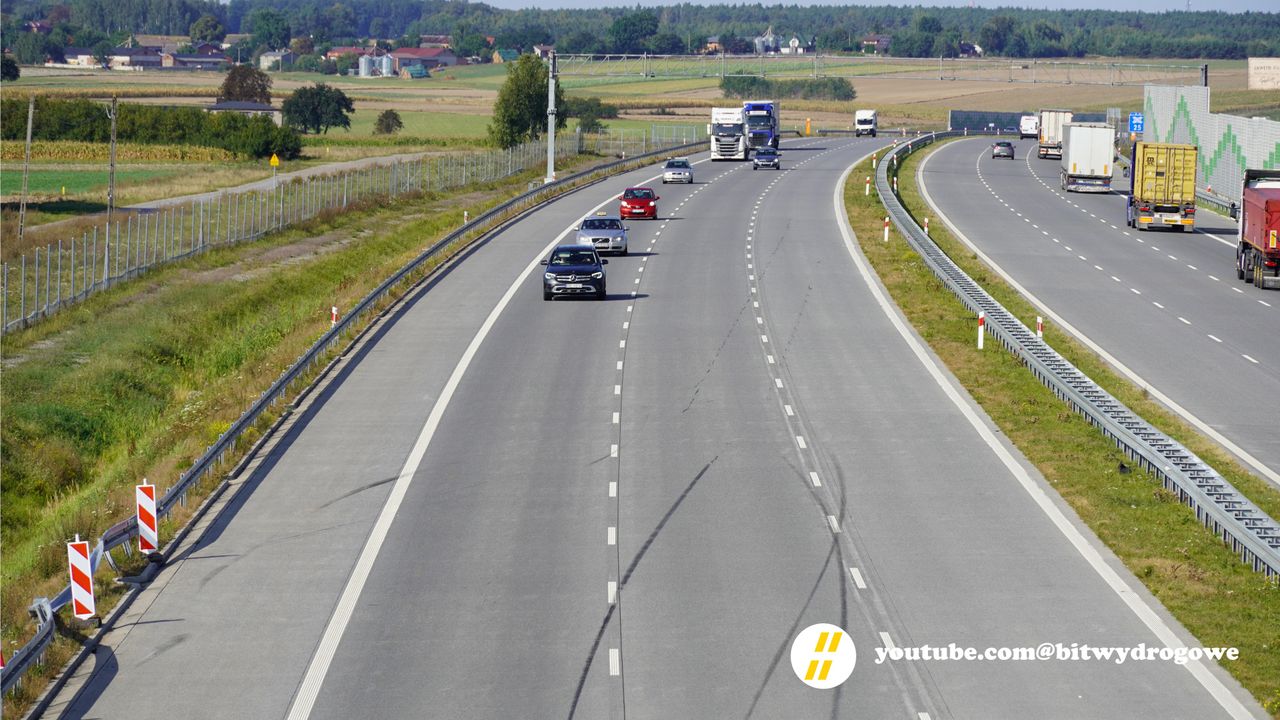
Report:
566,283,583,289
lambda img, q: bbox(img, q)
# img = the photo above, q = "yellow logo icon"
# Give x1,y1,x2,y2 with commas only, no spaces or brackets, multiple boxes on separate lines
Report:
791,623,857,689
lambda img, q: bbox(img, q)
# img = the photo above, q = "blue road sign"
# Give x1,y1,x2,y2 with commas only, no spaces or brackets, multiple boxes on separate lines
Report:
1128,112,1145,134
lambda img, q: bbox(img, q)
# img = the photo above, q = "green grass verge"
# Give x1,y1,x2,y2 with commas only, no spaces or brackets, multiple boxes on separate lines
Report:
0,167,182,196
846,140,1280,717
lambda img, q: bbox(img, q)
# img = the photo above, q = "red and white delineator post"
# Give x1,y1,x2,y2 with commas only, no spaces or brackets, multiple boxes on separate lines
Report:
331,306,338,327
883,217,890,243
865,176,871,196
137,481,158,554
924,217,930,236
977,311,986,349
893,176,898,194
68,536,95,620
1036,316,1044,338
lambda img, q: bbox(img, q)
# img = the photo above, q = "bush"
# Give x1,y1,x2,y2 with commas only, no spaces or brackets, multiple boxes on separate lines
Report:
0,98,302,159
373,109,404,135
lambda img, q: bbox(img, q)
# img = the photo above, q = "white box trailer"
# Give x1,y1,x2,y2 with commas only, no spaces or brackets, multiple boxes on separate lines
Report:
1060,122,1115,193
1037,108,1073,159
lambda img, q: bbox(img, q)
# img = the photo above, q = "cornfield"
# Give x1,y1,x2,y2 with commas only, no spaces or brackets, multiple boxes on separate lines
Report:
0,141,237,162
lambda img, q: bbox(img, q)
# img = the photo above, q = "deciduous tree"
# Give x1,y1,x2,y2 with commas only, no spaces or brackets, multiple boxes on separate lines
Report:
487,53,565,149
282,83,355,134
220,64,273,104
190,14,225,44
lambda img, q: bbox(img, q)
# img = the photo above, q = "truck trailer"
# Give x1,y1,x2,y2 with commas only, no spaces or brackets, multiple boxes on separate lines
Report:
743,101,780,149
854,109,878,137
1127,141,1197,232
1233,169,1280,289
1060,123,1115,193
1037,108,1073,159
709,107,748,161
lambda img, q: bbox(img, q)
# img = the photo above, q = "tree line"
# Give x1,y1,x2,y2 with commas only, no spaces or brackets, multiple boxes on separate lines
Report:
4,0,1278,60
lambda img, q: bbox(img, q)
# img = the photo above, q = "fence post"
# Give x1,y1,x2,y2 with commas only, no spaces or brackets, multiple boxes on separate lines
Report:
2,262,6,331
20,255,25,326
45,243,51,312
57,238,63,305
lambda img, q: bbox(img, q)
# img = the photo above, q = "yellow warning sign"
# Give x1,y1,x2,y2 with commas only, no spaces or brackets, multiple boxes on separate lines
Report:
270,153,280,167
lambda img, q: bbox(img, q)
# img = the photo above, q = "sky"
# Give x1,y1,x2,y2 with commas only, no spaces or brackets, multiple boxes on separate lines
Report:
479,0,1262,13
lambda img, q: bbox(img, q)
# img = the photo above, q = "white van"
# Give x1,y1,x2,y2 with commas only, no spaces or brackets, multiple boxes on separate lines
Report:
854,109,878,137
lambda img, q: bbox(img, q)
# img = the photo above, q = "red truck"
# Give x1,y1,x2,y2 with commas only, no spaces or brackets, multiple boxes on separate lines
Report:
1233,169,1280,290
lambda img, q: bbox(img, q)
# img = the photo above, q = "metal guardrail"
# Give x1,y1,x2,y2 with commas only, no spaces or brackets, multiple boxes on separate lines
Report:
878,131,1280,579
0,136,702,700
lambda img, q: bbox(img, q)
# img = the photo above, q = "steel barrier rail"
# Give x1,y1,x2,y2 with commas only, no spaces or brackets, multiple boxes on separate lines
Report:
877,132,1280,578
0,137,702,700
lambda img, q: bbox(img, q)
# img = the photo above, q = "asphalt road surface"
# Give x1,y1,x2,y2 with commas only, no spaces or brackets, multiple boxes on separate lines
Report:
916,137,1279,490
58,137,1265,719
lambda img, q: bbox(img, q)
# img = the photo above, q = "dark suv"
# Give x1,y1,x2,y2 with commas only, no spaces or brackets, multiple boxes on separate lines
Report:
542,244,608,300
752,146,781,170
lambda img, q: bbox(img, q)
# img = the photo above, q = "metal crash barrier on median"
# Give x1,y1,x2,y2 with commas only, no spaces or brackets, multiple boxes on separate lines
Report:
876,131,1280,580
0,136,704,703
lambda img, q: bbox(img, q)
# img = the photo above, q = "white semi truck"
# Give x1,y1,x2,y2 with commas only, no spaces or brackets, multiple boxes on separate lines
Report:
709,107,748,161
1037,108,1073,159
854,109,878,137
1060,123,1116,192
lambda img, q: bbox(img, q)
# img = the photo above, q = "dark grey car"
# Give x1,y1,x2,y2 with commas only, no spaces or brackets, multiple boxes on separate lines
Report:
542,244,608,300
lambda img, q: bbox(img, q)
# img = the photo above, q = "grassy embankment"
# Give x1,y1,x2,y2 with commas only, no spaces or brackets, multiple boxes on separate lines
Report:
844,141,1280,716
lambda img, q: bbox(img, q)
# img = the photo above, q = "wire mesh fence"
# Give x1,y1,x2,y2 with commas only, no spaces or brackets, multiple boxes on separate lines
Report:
2,125,705,335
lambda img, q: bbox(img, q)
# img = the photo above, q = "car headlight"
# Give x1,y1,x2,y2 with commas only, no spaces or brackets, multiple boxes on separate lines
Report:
591,272,603,279
649,201,656,206
544,272,555,280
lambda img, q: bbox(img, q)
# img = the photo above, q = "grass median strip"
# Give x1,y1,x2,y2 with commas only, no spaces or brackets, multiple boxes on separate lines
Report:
845,141,1280,716
0,150,625,716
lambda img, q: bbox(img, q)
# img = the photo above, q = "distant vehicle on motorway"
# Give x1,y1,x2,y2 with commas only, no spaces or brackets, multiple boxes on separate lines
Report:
662,157,693,184
576,213,629,256
542,244,608,300
1020,114,1040,139
992,141,1015,160
752,146,781,170
620,186,659,219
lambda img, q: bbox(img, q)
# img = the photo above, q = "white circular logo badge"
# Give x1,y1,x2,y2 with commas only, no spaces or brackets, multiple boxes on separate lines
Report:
790,623,857,689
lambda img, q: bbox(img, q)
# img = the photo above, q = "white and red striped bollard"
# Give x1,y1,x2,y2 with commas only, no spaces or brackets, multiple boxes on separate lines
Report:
137,481,158,554
865,176,871,196
1037,315,1044,338
977,311,986,349
68,535,95,620
883,216,890,243
871,153,877,169
893,176,898,194
924,217,930,236
463,210,469,225
331,306,338,327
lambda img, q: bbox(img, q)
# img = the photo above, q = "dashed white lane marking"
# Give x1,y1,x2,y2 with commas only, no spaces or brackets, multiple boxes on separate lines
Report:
879,632,897,652
827,515,841,533
622,321,629,329
610,444,618,458
607,581,617,604
1153,301,1165,309
919,714,933,720
1262,300,1273,307
607,526,616,545
756,316,764,325
609,648,620,675
627,305,633,312
1243,354,1259,364
616,360,623,370
1130,288,1142,295
1209,275,1220,282
761,334,769,343
848,567,867,589
1208,334,1222,343
784,404,794,416
609,481,616,497
774,378,784,388
810,471,822,487
1178,316,1192,325
767,354,775,364
614,385,621,395
1232,287,1243,294
1187,264,1197,271
618,340,626,348
633,278,640,285
796,435,807,449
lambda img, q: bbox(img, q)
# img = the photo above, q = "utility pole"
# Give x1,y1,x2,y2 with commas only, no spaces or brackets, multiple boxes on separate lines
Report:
17,96,34,251
545,52,557,184
106,96,119,228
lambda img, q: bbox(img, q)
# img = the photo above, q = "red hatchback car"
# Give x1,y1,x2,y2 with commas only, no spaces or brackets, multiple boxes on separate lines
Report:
620,187,659,220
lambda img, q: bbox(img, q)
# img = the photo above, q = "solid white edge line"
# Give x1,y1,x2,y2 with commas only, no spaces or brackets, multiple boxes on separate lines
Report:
840,153,1260,719
917,145,1280,492
286,169,662,720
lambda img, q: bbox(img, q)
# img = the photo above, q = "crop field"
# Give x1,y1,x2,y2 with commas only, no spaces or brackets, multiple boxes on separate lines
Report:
0,167,181,197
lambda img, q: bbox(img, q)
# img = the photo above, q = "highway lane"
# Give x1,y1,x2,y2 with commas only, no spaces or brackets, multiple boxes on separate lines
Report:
61,137,1265,719
918,137,1280,488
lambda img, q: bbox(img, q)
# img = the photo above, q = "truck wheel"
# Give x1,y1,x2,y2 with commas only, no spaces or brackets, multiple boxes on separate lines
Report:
1245,250,1255,285
1236,250,1245,280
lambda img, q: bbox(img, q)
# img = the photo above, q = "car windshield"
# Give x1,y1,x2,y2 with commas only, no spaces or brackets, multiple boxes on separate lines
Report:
995,142,1012,147
582,219,622,230
712,123,743,134
666,161,689,169
623,189,655,199
746,116,772,128
757,148,777,155
550,249,598,266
